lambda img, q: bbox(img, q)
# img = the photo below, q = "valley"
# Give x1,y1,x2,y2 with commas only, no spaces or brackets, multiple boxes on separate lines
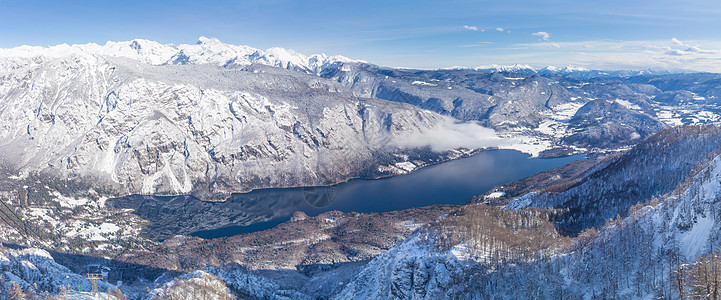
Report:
1,38,721,299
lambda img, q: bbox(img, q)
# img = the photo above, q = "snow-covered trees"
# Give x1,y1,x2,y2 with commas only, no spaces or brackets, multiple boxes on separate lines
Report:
673,252,721,299
150,271,233,300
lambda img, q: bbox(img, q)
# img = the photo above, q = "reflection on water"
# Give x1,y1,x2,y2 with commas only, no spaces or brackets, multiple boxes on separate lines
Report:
108,150,583,240
302,186,339,208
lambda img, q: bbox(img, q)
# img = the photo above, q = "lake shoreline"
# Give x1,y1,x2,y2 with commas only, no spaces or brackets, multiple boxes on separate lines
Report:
107,149,584,240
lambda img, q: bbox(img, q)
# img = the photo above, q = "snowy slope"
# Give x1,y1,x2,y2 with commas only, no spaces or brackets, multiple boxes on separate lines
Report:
0,37,359,76
334,126,721,299
0,246,115,295
333,235,467,299
504,126,721,234
0,45,508,199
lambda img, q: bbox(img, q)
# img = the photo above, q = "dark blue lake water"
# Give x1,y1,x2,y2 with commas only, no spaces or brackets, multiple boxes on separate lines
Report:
187,149,582,239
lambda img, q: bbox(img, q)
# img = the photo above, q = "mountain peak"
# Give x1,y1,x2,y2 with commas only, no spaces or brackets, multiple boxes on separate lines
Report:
0,38,362,76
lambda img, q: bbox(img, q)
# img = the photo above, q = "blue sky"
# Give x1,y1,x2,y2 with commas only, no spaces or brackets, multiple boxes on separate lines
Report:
1,0,720,71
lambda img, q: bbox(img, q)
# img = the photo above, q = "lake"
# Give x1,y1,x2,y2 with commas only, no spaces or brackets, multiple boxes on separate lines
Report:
108,149,582,240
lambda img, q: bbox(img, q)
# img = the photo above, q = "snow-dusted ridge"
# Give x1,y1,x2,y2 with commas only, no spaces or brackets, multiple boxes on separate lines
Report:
0,39,679,77
331,126,721,299
442,64,590,74
0,37,363,75
0,38,513,200
440,63,683,77
473,63,537,73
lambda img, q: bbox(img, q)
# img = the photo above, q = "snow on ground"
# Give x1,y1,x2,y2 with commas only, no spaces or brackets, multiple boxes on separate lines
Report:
485,191,506,199
17,248,54,260
25,207,53,220
693,111,721,124
450,243,471,261
506,102,585,155
549,102,584,121
535,120,559,136
411,81,437,86
394,162,417,172
499,135,553,157
656,110,684,126
397,220,423,231
64,292,121,300
65,222,121,242
96,196,108,208
656,105,721,126
676,156,721,259
679,215,713,260
505,192,539,210
377,165,409,175
53,191,90,208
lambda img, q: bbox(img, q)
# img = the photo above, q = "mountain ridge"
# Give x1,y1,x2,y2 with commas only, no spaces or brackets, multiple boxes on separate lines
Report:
1,38,706,77
0,37,361,76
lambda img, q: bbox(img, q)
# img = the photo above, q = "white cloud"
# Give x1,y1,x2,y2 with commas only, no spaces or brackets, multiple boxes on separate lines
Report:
644,44,671,51
391,117,512,152
532,31,551,41
685,46,702,53
500,39,721,72
463,25,478,31
668,38,716,55
665,49,685,56
496,27,504,32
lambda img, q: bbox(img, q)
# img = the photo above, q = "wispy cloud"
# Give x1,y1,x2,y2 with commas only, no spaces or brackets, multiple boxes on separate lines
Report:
460,42,494,48
532,31,550,41
667,37,716,55
463,25,478,31
509,38,721,72
391,117,512,152
495,27,504,32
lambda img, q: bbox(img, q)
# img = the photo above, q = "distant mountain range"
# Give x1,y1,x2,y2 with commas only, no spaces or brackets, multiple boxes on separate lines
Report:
450,63,684,78
0,36,360,75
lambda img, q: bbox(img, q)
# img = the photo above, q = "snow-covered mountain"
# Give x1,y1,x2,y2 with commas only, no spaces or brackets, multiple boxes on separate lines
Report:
315,60,721,156
0,245,118,298
0,39,510,199
459,64,674,78
0,36,359,75
472,64,537,74
332,126,721,299
3,38,717,170
5,38,721,299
